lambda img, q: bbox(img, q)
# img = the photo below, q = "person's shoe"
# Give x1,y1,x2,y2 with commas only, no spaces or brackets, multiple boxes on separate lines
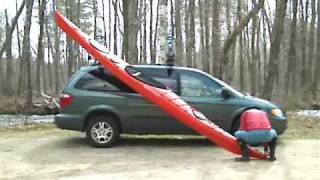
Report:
269,156,277,161
235,157,250,162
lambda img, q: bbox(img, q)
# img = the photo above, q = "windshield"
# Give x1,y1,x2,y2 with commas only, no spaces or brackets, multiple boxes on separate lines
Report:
125,66,167,89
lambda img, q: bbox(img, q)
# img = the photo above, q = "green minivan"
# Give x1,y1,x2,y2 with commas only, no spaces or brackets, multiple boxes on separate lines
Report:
55,64,287,147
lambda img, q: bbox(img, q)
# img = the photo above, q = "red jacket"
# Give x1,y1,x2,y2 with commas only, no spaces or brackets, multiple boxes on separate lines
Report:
239,109,271,131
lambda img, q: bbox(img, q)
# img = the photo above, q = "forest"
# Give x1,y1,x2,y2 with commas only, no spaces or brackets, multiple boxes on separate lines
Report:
0,0,319,109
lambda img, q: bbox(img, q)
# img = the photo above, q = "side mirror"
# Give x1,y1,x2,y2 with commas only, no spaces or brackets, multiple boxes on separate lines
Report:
221,87,232,99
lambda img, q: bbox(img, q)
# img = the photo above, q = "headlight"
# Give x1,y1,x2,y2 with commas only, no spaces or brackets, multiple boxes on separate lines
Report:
271,109,284,117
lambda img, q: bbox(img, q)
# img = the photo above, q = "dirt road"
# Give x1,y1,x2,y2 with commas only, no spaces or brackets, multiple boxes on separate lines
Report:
0,127,320,180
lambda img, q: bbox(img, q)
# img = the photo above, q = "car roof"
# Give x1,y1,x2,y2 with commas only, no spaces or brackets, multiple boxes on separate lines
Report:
80,64,206,74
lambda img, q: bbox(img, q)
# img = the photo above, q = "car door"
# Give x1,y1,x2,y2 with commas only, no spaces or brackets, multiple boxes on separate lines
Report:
179,70,238,131
126,67,192,134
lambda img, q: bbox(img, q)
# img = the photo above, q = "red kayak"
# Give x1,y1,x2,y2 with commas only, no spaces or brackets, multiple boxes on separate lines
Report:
55,11,267,160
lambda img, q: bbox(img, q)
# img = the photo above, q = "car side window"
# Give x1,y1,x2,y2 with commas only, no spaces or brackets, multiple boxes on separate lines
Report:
75,68,134,93
138,68,179,93
180,70,222,97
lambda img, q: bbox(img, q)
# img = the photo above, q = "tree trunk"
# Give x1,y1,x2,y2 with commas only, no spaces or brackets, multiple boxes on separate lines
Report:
285,0,298,94
123,0,139,63
153,0,160,63
35,0,46,94
66,0,76,77
93,0,98,39
250,0,258,95
256,17,261,94
138,0,144,63
300,0,308,87
175,0,183,66
185,0,191,66
142,0,147,63
53,0,60,94
159,0,168,64
101,0,107,46
112,0,118,55
211,0,221,77
108,0,112,49
16,0,22,58
308,0,316,83
198,0,205,70
225,0,233,82
23,0,34,107
262,0,288,100
311,0,320,98
4,10,14,96
204,0,210,73
45,10,53,91
189,0,196,67
149,0,154,63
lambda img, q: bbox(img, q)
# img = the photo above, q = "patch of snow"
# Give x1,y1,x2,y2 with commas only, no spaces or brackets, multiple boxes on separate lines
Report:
294,110,320,118
0,115,55,127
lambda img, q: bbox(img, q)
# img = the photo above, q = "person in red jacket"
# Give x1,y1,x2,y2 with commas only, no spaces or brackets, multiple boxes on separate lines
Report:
234,109,277,162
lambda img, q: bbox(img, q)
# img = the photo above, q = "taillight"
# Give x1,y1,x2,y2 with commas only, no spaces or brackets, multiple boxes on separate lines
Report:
59,93,73,109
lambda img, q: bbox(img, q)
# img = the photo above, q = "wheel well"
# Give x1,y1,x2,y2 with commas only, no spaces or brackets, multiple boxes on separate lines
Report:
230,107,261,133
84,110,122,133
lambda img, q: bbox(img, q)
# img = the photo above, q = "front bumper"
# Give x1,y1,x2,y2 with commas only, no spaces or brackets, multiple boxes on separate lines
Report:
270,116,288,135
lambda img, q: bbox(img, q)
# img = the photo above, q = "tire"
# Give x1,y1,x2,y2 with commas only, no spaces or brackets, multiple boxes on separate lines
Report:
230,118,240,135
86,115,120,148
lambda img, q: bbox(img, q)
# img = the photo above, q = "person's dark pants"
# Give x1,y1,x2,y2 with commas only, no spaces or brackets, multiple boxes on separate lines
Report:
235,129,277,161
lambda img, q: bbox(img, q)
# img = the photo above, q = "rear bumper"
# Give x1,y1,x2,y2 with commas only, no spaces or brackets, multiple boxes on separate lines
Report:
54,114,84,131
270,116,288,135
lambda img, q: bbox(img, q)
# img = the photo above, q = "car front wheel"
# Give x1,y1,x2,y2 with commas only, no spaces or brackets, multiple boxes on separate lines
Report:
86,115,119,148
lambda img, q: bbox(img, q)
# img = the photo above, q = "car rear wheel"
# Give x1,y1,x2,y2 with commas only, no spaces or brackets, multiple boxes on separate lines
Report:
86,115,119,148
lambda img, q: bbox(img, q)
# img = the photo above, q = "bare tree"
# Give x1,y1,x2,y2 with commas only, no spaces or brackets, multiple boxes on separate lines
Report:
198,0,205,69
175,0,183,66
159,0,168,64
312,0,320,98
149,0,154,63
35,0,46,94
203,0,210,73
307,0,316,83
211,0,221,76
285,0,298,93
299,0,308,87
219,0,265,80
189,0,196,67
23,0,35,107
112,0,118,54
184,0,191,66
262,0,288,100
4,10,14,96
123,0,139,63
0,0,26,57
52,0,61,94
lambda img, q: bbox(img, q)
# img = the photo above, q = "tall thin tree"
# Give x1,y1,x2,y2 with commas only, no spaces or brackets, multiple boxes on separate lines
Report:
23,0,35,106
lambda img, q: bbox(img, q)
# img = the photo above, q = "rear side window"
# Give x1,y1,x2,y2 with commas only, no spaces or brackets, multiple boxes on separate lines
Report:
75,68,134,93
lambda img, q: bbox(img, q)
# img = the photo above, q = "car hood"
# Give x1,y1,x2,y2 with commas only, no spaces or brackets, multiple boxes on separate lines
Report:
244,96,279,109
